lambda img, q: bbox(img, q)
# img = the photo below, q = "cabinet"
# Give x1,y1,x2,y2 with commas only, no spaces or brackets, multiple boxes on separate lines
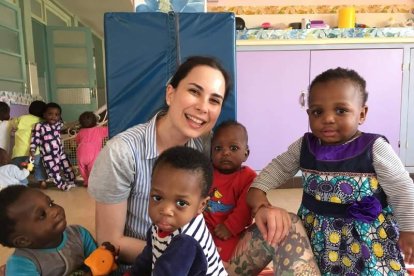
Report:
237,46,405,171
405,49,414,167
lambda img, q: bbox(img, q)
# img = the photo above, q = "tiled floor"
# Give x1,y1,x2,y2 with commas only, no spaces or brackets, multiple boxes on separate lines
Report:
0,186,303,265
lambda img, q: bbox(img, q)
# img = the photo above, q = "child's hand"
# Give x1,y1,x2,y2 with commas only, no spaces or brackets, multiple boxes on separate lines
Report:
214,223,232,240
398,231,414,264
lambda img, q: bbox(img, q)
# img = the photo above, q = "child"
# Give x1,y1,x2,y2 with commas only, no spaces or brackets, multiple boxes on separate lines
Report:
0,102,12,156
76,111,108,187
0,148,29,189
127,146,227,276
203,121,256,262
10,100,47,188
30,102,76,191
247,67,414,275
0,185,97,275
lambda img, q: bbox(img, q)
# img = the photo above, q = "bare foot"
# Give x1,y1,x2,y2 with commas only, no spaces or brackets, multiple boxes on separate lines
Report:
39,181,47,189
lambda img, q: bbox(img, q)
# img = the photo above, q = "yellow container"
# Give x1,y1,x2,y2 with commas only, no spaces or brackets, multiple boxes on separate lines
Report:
338,6,356,28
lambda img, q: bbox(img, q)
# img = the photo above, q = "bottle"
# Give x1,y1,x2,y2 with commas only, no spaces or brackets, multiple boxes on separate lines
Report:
338,6,356,28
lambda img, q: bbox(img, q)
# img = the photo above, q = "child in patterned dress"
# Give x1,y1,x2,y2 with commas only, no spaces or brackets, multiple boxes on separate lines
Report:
30,102,76,191
247,67,414,275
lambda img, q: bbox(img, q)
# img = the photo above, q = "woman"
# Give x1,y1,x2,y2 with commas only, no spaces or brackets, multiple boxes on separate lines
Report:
88,56,229,274
88,56,319,275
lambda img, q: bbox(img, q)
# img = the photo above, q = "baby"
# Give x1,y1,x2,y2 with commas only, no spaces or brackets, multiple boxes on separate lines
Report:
127,146,227,275
203,120,256,262
0,185,97,275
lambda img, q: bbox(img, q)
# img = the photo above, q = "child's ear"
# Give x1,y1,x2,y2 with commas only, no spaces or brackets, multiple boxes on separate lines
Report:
12,235,32,248
197,196,210,215
359,105,368,125
244,147,250,161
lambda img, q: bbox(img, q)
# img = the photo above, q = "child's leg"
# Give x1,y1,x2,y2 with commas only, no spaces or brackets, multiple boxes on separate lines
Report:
227,214,320,276
43,155,66,190
78,160,88,186
33,154,47,181
60,152,75,182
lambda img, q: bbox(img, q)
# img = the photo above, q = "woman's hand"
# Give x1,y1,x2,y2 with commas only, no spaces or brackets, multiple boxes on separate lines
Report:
255,205,291,247
214,223,232,240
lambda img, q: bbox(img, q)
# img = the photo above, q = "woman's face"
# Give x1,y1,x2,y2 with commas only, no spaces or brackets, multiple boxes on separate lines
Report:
166,65,226,139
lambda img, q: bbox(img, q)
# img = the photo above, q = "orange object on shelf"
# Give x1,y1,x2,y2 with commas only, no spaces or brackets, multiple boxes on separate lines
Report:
338,6,356,28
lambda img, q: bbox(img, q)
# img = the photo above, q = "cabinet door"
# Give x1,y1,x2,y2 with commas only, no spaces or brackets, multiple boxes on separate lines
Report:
237,51,310,170
310,49,403,153
405,49,414,167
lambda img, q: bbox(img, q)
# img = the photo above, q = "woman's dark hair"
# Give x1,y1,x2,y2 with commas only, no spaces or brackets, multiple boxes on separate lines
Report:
169,56,232,101
308,67,368,106
79,111,97,128
0,185,28,247
152,146,213,197
43,102,62,115
28,100,46,118
0,102,10,121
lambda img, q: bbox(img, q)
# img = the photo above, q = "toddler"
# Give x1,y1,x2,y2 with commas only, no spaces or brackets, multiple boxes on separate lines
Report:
203,120,256,262
0,185,97,275
127,146,227,276
76,111,108,186
11,100,47,188
30,102,76,191
0,102,11,155
0,148,29,189
247,67,414,275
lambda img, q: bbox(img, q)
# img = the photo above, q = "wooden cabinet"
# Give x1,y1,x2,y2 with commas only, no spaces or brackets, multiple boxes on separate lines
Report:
237,46,405,171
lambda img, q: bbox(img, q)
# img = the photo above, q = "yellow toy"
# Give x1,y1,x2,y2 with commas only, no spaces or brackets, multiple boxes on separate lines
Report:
84,242,118,276
21,157,34,172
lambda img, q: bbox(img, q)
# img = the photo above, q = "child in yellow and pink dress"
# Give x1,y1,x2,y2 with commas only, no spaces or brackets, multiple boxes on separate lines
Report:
75,111,108,187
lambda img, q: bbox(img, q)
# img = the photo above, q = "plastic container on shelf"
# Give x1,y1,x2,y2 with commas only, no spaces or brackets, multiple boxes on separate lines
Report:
338,6,356,28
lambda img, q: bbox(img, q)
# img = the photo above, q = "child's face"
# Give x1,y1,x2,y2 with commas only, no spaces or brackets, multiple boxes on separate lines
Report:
8,189,66,249
44,107,61,125
307,79,367,145
211,125,248,174
149,164,209,233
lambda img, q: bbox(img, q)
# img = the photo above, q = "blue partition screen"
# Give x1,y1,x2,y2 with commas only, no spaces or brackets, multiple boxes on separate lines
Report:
104,12,236,137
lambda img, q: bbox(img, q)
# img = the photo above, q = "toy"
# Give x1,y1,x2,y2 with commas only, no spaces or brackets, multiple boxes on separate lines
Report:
84,242,118,276
20,157,34,172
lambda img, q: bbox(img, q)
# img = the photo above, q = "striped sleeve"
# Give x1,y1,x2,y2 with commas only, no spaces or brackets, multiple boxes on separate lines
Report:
373,137,414,231
250,137,302,193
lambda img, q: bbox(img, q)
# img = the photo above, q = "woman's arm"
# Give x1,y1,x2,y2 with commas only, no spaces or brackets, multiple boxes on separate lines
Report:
95,200,146,263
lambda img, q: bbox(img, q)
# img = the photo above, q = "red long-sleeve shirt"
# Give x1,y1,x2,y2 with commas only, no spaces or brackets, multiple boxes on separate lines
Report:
203,166,256,261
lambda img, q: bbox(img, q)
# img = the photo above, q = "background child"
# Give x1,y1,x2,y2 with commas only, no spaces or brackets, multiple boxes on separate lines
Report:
30,102,76,191
247,67,414,275
76,111,108,187
0,148,29,189
0,102,11,156
0,185,97,275
127,146,226,276
10,100,47,188
203,121,256,262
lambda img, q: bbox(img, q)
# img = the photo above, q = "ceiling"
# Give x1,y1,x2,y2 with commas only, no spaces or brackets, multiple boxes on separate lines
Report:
54,0,134,37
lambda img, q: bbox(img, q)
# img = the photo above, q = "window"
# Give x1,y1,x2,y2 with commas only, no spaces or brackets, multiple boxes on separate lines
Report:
0,0,26,93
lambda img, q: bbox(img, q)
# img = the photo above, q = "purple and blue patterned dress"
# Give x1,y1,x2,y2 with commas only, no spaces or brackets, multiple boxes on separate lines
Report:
298,132,406,276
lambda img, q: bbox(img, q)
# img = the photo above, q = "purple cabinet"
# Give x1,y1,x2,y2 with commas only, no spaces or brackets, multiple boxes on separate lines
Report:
237,51,310,170
237,48,403,171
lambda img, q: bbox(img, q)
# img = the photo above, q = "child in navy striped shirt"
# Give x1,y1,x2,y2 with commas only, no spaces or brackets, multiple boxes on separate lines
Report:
127,146,226,276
